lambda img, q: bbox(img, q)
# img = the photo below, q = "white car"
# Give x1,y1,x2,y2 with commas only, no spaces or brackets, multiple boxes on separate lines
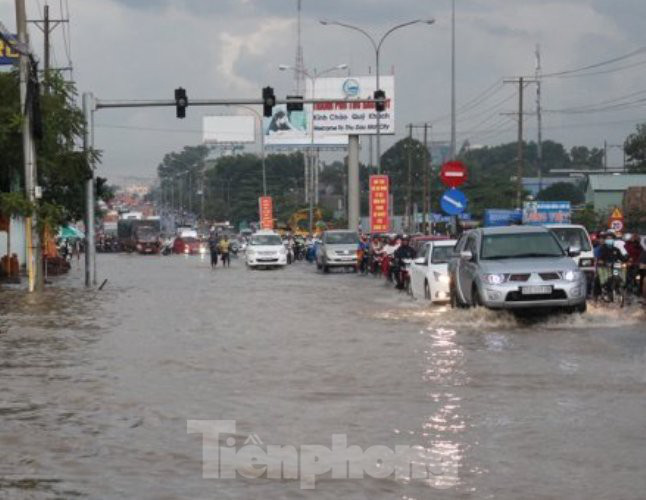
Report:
409,239,457,303
245,230,287,269
546,224,595,287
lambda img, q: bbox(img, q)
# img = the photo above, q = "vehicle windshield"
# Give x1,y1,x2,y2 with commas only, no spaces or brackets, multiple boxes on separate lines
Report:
182,237,197,244
325,232,359,245
431,246,454,264
550,228,591,252
136,228,158,240
481,232,564,259
250,235,282,246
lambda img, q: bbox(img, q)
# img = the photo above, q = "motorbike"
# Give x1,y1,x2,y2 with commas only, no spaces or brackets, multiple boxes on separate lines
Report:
398,258,413,293
600,261,627,307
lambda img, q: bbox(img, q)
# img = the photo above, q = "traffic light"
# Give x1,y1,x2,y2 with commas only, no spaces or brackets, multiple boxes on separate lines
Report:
262,86,276,117
374,89,386,112
286,95,303,112
175,87,188,119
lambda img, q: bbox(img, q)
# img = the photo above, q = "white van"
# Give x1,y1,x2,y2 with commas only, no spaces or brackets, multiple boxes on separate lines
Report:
546,224,595,283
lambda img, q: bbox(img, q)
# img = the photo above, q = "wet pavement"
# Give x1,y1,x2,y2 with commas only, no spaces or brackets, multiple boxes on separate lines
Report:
1,253,645,499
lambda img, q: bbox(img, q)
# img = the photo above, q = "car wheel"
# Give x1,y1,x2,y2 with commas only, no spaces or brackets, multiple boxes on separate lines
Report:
424,281,431,300
450,282,460,309
471,284,482,308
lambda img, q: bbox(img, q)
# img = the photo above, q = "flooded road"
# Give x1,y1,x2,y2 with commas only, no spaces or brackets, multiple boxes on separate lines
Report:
1,254,645,499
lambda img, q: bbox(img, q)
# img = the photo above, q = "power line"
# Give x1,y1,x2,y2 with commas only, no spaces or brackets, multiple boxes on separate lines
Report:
555,58,646,79
542,45,646,78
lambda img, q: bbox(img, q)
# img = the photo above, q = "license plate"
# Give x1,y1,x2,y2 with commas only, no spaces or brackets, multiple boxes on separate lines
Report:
521,285,552,295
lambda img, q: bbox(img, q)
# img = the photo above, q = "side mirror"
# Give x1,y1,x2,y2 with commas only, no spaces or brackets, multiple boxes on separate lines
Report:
568,246,581,257
414,257,426,266
460,250,473,261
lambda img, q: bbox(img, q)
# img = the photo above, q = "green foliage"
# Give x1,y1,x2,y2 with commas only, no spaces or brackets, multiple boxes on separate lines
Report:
537,182,585,205
381,136,428,215
572,204,604,232
570,146,603,169
0,70,102,223
0,192,33,218
159,146,306,225
624,123,646,173
36,202,65,233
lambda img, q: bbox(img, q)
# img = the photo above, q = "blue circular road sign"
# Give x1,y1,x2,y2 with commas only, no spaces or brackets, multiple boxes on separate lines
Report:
441,188,467,216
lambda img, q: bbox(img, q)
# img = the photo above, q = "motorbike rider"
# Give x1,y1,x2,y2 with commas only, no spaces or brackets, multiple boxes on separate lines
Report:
624,233,643,294
596,231,627,295
393,236,417,290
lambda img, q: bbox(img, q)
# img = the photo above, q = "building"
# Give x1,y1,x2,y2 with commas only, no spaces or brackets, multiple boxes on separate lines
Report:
522,176,585,196
585,174,646,213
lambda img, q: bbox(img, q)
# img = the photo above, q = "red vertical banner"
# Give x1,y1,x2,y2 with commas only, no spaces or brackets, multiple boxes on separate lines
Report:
369,175,390,233
258,196,274,230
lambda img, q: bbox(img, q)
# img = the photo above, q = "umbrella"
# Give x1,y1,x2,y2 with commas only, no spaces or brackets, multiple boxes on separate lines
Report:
58,225,85,240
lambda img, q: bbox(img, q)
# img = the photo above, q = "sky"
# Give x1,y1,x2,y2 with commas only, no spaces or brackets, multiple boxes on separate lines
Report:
1,0,645,181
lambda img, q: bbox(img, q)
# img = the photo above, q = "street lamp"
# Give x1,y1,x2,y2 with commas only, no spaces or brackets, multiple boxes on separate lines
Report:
279,63,348,234
319,19,435,173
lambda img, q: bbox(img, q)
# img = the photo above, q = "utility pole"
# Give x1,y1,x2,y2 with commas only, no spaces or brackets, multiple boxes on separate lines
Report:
450,0,457,159
82,92,96,287
504,77,537,208
516,77,524,208
604,140,608,171
16,0,42,292
406,124,413,233
423,123,430,235
348,135,360,232
28,3,67,87
535,44,543,194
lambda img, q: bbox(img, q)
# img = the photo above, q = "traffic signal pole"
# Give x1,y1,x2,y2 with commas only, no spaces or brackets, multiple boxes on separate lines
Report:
84,93,381,286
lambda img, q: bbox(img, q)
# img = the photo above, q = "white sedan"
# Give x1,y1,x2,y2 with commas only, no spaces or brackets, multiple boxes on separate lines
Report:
245,231,288,269
409,239,457,303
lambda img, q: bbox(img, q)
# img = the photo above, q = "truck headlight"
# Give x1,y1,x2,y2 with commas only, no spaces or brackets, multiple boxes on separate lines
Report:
562,270,581,281
483,273,506,285
433,271,450,284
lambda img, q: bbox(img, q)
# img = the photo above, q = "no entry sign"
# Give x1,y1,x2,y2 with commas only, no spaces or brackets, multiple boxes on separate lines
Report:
440,161,467,188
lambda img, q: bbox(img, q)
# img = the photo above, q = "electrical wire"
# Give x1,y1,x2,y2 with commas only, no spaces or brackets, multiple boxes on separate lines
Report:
542,45,646,78
555,58,646,79
430,79,504,124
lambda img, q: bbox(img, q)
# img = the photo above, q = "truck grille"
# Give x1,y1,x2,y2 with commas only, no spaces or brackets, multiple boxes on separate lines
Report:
505,290,567,302
508,274,530,282
539,272,560,281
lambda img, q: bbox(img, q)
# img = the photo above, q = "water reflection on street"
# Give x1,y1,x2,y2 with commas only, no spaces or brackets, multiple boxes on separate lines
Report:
1,253,645,498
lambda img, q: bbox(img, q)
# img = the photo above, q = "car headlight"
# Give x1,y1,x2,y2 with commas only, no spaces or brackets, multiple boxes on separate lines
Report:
433,271,450,284
562,270,581,281
483,273,506,285
579,258,594,267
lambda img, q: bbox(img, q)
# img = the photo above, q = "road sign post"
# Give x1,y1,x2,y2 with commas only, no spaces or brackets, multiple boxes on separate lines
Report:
439,160,467,188
608,207,624,233
440,188,467,216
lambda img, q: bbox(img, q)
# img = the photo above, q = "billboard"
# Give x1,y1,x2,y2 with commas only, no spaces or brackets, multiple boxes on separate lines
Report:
263,104,321,146
310,76,395,136
0,36,18,65
203,115,255,144
369,175,390,232
259,196,274,230
263,75,395,146
522,201,571,225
